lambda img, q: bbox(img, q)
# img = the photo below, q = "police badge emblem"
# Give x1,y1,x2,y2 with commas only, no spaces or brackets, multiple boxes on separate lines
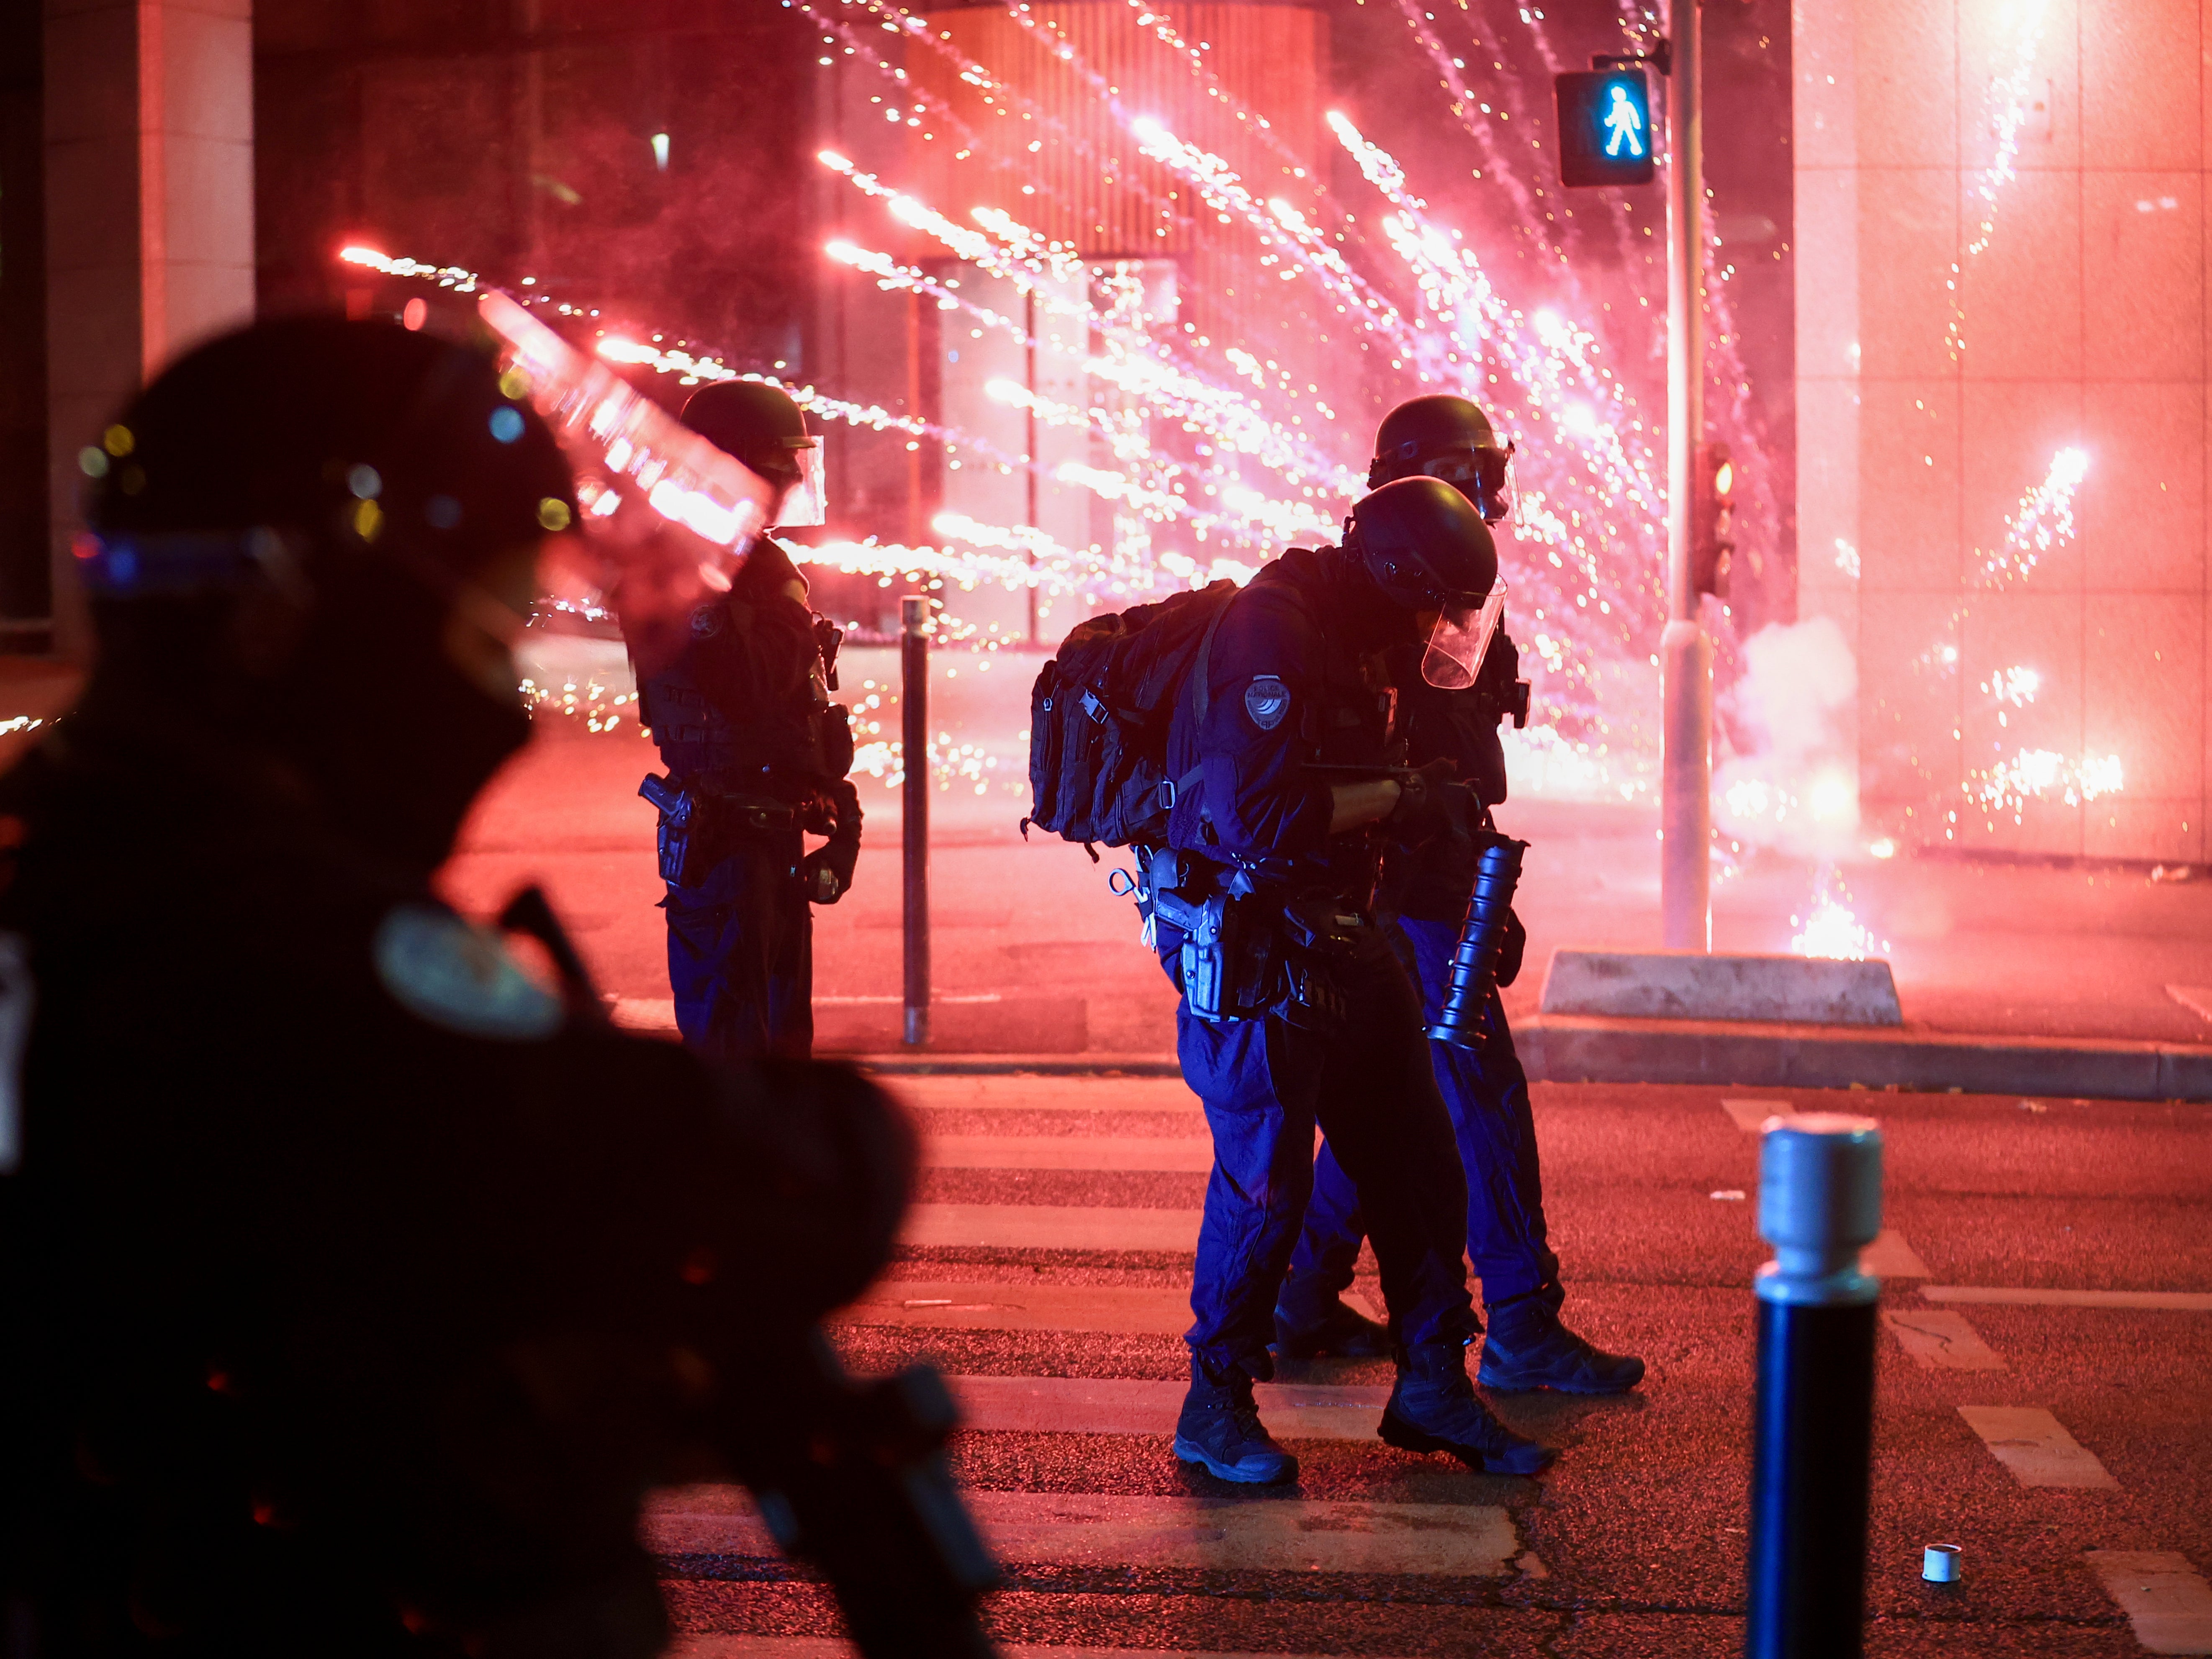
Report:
373,905,563,1042
1244,675,1290,731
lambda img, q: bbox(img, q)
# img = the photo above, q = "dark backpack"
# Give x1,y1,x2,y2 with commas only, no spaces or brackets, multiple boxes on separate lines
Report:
1023,580,1239,851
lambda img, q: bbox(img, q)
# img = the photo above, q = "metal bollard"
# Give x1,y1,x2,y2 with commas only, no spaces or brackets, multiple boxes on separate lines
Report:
901,596,931,1048
1747,1113,1884,1659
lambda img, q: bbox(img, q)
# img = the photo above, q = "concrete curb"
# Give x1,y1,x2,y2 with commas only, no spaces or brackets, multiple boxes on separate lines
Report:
1516,1015,2212,1102
835,1022,2212,1100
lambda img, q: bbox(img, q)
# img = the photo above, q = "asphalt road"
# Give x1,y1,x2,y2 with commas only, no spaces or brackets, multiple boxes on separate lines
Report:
653,1077,2212,1657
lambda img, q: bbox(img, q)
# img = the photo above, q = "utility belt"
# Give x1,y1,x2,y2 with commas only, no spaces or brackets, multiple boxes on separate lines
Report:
1129,846,1390,1032
640,771,834,886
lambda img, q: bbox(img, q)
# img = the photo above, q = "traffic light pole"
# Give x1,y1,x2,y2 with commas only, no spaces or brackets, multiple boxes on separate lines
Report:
1661,0,1711,951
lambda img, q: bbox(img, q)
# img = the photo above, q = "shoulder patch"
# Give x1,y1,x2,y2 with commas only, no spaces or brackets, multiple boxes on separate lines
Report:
1243,675,1291,732
689,602,724,638
373,904,563,1043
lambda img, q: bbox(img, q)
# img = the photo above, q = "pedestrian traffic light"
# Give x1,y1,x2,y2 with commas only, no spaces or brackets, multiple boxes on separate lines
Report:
1554,67,1656,187
1691,441,1735,596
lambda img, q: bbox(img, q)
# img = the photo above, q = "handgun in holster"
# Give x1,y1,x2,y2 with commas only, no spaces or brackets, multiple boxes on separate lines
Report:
1142,848,1279,1023
640,772,703,885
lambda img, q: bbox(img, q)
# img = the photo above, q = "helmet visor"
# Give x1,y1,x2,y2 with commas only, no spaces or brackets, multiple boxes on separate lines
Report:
1421,442,1516,524
1421,582,1507,691
775,442,827,528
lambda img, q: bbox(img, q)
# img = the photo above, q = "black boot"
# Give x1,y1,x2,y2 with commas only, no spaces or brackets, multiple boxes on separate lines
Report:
1273,1280,1391,1359
1380,1341,1555,1475
1174,1354,1299,1484
1478,1292,1645,1394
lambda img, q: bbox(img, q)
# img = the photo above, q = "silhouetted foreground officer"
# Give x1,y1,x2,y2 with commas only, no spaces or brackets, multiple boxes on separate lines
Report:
0,319,992,1659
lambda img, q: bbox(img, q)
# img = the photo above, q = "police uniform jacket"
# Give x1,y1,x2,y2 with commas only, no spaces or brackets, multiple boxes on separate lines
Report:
636,538,849,804
1162,546,1402,901
0,719,910,1656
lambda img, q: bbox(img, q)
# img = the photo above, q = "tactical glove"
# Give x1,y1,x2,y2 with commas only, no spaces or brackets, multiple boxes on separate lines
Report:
1385,758,1461,849
806,780,863,904
805,839,860,904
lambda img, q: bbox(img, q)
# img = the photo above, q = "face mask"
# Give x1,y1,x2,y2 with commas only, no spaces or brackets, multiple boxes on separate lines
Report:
272,575,533,876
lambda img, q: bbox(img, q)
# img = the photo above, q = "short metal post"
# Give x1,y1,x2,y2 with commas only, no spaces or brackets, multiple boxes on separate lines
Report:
901,594,930,1047
1747,1113,1883,1659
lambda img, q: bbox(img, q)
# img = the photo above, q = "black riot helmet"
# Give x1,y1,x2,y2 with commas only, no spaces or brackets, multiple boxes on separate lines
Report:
1368,393,1515,523
80,316,573,606
682,380,824,526
74,316,577,871
1348,476,1506,690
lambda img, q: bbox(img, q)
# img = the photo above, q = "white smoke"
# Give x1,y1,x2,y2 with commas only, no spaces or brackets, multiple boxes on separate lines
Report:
1715,616,1861,860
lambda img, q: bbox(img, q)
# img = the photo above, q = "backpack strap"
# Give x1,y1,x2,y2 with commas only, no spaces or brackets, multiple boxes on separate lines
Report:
1161,589,1240,812
1189,588,1236,726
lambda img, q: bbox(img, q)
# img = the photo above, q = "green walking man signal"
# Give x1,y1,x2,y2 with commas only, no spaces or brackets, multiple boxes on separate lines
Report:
1554,62,1659,188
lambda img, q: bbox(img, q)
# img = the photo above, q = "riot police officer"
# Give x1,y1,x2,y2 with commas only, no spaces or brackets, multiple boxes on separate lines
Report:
632,381,859,1062
1273,395,1645,1395
0,320,986,1656
1154,475,1554,1484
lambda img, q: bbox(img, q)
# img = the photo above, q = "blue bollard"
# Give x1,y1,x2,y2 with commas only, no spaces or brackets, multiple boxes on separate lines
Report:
1746,1113,1884,1659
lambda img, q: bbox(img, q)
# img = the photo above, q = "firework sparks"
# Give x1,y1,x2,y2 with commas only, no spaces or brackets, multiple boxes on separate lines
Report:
1983,664,2042,710
1790,864,1887,960
1980,447,2089,585
1947,0,2053,357
337,0,1810,804
1967,747,2124,821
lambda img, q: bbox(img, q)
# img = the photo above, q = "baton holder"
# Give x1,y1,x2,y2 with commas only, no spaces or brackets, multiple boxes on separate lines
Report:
1423,834,1526,1048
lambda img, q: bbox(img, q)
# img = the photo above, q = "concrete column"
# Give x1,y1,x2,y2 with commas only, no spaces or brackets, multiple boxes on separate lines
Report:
44,0,253,658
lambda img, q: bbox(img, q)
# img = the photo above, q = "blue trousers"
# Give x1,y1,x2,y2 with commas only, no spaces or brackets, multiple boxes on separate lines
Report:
1172,947,1477,1379
663,830,813,1062
1284,916,1559,1319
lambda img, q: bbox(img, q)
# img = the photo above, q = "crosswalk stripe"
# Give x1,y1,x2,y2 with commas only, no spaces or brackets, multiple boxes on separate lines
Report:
902,1202,1200,1253
1956,1405,2120,1489
646,1489,1519,1577
2084,1551,2212,1654
888,1077,1203,1114
1861,1228,1931,1279
905,1200,1935,1280
841,1279,1190,1334
1882,1309,2006,1371
1721,1098,1793,1133
1924,1286,2212,1312
925,1135,1215,1171
947,1374,1392,1441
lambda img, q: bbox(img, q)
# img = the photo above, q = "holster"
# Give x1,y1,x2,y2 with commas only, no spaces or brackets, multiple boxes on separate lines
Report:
1143,850,1376,1031
641,773,803,887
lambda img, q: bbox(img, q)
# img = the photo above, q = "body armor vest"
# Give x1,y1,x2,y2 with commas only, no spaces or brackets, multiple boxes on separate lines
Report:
637,595,845,797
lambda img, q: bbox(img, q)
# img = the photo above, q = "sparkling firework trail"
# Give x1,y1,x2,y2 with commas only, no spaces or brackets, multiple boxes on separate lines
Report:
347,0,1817,800
1947,0,2053,357
1981,446,2089,585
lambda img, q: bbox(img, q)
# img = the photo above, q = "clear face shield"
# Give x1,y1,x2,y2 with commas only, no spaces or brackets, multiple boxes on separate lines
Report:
1421,582,1508,691
1420,442,1516,525
773,441,827,528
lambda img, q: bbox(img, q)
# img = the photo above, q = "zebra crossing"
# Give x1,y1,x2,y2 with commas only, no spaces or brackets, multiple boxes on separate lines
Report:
652,1072,2212,1656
